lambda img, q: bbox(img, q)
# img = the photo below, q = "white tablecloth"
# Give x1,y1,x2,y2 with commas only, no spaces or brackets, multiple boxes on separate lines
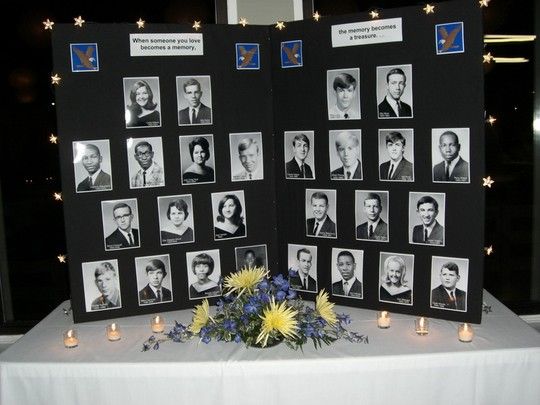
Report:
1,290,539,405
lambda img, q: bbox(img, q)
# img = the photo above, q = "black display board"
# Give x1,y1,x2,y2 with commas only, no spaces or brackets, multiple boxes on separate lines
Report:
52,0,484,323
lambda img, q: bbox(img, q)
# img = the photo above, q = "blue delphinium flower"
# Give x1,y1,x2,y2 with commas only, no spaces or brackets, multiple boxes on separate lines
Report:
337,313,351,325
244,302,258,314
201,335,211,344
258,279,270,291
223,319,237,332
286,289,297,300
276,290,287,301
234,334,242,343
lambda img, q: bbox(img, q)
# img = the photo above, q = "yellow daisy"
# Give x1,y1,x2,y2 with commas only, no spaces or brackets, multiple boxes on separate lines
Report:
188,299,211,333
256,298,299,347
315,289,337,326
223,266,268,298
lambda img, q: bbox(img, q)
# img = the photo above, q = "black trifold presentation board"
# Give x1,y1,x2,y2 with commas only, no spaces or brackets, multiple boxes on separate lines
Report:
52,0,484,324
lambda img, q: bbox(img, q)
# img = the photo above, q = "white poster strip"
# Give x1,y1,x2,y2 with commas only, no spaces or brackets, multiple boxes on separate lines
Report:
130,33,203,56
331,18,403,48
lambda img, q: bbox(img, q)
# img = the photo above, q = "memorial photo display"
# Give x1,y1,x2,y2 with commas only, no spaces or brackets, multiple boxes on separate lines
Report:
52,0,484,323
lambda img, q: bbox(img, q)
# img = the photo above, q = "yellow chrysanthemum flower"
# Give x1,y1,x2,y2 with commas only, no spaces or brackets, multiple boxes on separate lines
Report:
256,298,299,347
223,266,268,298
189,299,211,334
315,289,337,326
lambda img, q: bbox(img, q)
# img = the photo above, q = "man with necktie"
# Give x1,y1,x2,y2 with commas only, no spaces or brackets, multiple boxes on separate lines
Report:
330,130,363,180
138,258,172,305
412,195,444,245
379,131,413,181
433,130,470,182
105,202,140,250
378,67,412,118
328,72,360,120
431,262,466,311
306,191,336,238
285,133,313,179
130,141,164,188
288,248,317,292
76,143,112,192
356,192,388,242
232,137,263,181
332,250,363,298
178,78,212,125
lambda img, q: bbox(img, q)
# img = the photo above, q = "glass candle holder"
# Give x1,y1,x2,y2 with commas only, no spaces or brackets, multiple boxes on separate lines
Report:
106,323,121,341
415,317,429,335
377,311,391,329
151,315,165,333
63,329,79,348
458,323,474,342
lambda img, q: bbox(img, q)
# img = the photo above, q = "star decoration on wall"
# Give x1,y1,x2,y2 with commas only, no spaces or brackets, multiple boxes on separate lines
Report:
313,11,321,21
484,245,494,256
43,19,55,30
74,16,85,27
479,0,490,7
49,134,58,144
51,74,61,85
239,17,248,27
136,18,145,29
487,115,497,125
276,21,285,30
370,10,380,19
483,52,494,63
423,4,435,14
482,176,494,188
53,192,63,201
193,20,201,31
57,254,67,263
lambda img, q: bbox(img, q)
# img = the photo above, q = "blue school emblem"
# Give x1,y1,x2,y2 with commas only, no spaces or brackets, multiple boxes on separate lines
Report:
236,43,260,70
435,22,464,55
70,43,99,72
281,40,303,68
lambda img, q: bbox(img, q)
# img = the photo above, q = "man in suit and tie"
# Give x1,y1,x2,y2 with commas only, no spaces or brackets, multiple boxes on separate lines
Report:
139,258,172,305
433,130,470,182
131,141,164,188
90,262,121,311
105,202,140,250
378,67,412,118
431,262,466,311
306,191,336,238
332,250,362,298
286,133,313,179
330,131,362,180
328,73,360,120
356,193,388,242
379,131,413,181
412,196,444,245
233,137,263,181
76,143,112,192
289,248,317,292
178,78,212,125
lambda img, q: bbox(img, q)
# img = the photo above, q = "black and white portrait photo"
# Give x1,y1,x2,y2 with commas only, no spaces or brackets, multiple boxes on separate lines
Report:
329,130,363,180
135,254,173,306
126,137,165,189
176,75,213,126
82,260,122,312
430,256,469,312
101,198,140,251
157,195,195,246
355,190,389,242
409,192,446,246
378,129,414,182
235,244,268,270
432,128,470,183
305,189,337,239
331,248,363,299
179,135,216,185
72,140,113,193
327,68,361,120
123,77,162,128
284,130,315,180
229,132,264,181
186,249,222,300
376,64,413,119
379,252,414,306
287,244,318,293
211,190,247,240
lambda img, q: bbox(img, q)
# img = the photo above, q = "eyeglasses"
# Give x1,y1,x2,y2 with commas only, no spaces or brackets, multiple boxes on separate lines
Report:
136,151,152,158
114,214,131,220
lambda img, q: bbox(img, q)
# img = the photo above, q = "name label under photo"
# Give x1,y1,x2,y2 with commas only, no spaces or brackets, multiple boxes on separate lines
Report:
130,33,204,56
331,18,403,47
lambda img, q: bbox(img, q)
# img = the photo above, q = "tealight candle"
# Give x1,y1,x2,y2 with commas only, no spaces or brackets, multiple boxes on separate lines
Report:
377,311,391,328
63,329,79,348
106,323,121,341
151,315,165,333
458,323,474,342
415,317,429,335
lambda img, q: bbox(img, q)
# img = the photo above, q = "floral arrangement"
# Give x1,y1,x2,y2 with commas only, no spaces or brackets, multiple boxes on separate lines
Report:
142,267,368,350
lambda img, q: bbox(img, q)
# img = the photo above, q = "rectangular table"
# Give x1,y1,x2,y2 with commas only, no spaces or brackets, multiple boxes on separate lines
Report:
1,290,539,405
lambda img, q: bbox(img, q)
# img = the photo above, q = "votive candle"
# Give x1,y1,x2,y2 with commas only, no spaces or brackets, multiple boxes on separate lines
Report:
458,323,474,342
377,311,391,328
63,329,79,348
415,317,429,335
106,323,121,341
151,315,165,333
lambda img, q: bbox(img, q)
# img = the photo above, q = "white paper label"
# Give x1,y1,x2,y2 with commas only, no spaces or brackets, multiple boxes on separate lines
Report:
129,33,203,56
331,18,403,47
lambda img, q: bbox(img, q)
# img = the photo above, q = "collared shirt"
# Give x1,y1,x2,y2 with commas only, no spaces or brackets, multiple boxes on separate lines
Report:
423,221,437,238
387,156,403,177
328,104,360,120
189,105,202,124
343,159,359,179
313,215,329,236
89,168,103,184
131,162,164,187
445,155,461,177
341,277,358,296
367,217,382,232
233,165,263,181
385,95,401,116
118,228,135,245
444,287,457,300
149,284,163,301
